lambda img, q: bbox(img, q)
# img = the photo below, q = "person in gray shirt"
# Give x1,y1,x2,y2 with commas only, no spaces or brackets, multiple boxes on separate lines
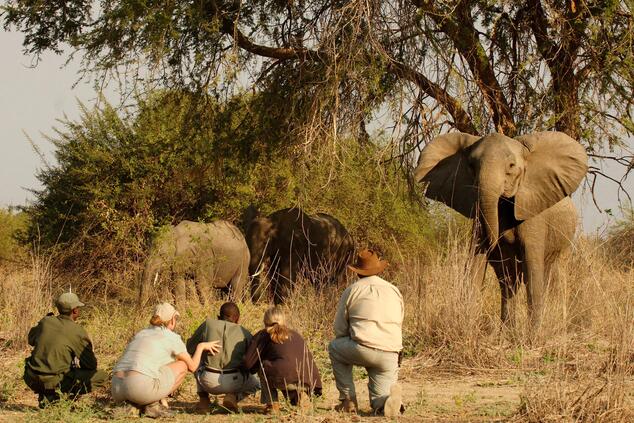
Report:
187,302,260,412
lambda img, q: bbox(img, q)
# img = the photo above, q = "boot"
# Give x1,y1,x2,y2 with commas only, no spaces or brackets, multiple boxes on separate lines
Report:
37,391,60,409
222,393,238,412
195,393,211,412
335,396,357,413
383,383,403,417
143,401,174,419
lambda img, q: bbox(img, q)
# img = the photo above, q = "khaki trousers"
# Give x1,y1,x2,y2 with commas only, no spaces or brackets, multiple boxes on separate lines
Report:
328,336,399,411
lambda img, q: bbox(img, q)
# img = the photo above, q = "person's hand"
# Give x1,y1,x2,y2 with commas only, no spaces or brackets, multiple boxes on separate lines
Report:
200,340,222,355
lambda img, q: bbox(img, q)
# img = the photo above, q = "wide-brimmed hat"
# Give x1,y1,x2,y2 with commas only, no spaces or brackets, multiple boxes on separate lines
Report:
153,302,180,321
348,249,388,276
55,292,85,313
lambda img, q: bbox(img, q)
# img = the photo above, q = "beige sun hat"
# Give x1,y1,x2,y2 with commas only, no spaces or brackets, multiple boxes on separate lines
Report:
347,249,389,276
153,302,180,321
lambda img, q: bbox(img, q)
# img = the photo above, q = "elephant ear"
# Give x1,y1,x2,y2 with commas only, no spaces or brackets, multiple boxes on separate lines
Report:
414,132,481,218
515,131,588,220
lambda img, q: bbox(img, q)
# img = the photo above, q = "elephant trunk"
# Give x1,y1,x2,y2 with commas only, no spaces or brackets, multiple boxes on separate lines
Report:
478,164,503,248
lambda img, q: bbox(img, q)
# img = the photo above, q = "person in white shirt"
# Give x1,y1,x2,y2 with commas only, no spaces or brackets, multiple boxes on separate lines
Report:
329,249,404,417
111,303,221,418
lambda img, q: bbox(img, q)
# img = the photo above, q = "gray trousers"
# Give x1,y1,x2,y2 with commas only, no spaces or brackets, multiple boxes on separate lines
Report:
196,369,260,401
328,337,399,411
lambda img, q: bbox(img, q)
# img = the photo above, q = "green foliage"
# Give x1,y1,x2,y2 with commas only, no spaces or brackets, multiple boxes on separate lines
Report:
0,208,27,263
25,90,442,288
25,91,281,275
245,141,447,260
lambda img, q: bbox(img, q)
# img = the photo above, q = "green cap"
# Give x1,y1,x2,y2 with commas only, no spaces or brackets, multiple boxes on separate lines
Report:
55,292,85,313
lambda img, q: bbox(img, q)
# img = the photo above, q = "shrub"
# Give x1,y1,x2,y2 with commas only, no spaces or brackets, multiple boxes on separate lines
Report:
0,208,27,264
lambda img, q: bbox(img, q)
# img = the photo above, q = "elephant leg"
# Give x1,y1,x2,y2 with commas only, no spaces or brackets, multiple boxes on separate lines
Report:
198,278,213,307
523,251,546,331
490,246,521,329
173,278,187,307
228,268,247,303
273,260,293,305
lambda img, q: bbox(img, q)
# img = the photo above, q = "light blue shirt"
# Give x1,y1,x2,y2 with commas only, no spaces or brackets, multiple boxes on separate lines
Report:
113,326,187,378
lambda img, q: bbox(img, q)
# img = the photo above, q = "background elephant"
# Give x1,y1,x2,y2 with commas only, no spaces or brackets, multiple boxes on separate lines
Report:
139,220,250,306
414,132,588,329
245,207,355,304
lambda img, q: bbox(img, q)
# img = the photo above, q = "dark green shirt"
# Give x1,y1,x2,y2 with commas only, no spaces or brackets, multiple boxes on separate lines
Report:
26,315,98,376
186,318,252,370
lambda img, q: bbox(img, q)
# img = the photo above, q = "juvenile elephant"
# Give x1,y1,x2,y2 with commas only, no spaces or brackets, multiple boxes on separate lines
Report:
414,132,588,330
245,208,355,304
139,220,250,306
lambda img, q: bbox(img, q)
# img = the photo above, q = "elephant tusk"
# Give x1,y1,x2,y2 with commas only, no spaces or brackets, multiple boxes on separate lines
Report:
251,264,265,278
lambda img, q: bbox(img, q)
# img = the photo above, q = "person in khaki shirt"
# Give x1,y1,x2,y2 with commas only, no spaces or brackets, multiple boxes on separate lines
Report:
329,249,404,417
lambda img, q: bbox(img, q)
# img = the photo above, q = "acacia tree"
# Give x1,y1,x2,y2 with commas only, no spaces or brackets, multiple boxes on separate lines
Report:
3,0,633,193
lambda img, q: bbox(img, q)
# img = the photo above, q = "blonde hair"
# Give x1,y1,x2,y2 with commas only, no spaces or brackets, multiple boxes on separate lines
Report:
149,315,168,327
263,306,290,344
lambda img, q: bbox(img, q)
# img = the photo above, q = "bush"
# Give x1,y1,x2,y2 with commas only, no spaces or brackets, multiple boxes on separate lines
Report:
23,90,443,297
0,208,27,264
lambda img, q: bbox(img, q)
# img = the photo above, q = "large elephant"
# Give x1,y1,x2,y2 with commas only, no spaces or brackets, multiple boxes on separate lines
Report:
245,207,355,304
414,132,588,329
139,220,250,306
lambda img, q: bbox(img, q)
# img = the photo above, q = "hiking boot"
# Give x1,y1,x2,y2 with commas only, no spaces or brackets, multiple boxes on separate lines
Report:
195,393,211,412
37,391,60,409
143,401,175,419
264,401,280,415
222,393,238,412
335,397,358,413
383,383,403,417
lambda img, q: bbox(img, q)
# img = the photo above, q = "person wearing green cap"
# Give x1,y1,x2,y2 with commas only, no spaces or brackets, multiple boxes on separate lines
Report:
23,292,108,408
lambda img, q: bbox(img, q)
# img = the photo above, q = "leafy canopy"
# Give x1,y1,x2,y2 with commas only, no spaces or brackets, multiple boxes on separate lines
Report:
4,1,633,176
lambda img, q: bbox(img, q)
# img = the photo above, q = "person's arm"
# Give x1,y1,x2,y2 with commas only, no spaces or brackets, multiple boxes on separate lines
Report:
242,330,266,373
175,341,221,372
75,328,98,370
27,318,45,347
333,287,352,338
186,321,207,356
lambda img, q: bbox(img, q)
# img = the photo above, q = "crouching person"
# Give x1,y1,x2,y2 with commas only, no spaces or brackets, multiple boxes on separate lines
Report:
187,302,260,412
111,303,221,418
24,292,108,408
329,249,405,417
243,306,322,414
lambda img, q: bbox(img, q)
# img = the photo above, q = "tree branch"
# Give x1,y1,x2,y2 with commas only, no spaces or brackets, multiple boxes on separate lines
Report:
387,60,478,135
412,0,516,136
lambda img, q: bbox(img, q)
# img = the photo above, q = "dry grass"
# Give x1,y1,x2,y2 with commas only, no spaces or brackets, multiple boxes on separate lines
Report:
0,229,632,421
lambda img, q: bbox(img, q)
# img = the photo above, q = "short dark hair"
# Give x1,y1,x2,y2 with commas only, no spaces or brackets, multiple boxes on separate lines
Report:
218,302,240,323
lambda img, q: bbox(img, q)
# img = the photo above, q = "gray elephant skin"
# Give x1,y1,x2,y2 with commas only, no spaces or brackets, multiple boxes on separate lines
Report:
246,208,355,304
414,132,588,329
139,220,250,306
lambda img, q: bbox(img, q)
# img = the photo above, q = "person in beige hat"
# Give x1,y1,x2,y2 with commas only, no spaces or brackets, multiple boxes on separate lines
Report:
24,292,108,408
328,249,404,417
111,303,221,418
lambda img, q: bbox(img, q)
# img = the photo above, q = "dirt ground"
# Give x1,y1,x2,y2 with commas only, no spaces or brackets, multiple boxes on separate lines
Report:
1,349,633,422
0,353,540,423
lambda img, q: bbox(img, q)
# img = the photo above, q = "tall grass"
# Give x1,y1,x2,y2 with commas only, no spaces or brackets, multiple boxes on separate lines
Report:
0,229,632,419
